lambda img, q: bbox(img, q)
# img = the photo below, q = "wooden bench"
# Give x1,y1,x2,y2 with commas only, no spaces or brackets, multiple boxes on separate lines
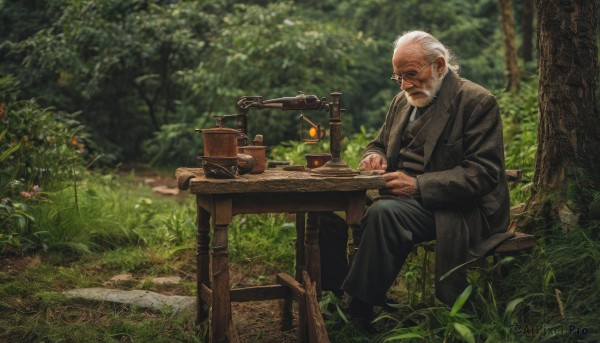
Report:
360,169,536,303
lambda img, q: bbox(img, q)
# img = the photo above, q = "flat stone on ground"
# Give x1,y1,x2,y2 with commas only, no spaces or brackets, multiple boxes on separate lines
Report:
107,273,136,287
152,185,180,196
64,288,195,312
150,276,182,285
144,178,158,185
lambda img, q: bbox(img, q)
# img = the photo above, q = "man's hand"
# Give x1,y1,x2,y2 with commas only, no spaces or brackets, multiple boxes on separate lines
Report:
359,154,388,171
380,170,417,196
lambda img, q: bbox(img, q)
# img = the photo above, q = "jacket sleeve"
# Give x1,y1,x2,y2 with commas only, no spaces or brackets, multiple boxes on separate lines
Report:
417,92,506,209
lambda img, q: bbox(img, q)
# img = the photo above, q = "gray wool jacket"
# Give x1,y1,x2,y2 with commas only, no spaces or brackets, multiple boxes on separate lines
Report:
363,69,513,305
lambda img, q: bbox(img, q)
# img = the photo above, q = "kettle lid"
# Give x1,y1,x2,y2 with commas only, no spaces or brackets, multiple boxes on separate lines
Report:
201,127,239,134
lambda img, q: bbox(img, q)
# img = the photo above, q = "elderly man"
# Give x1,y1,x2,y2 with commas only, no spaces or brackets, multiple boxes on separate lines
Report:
333,30,513,327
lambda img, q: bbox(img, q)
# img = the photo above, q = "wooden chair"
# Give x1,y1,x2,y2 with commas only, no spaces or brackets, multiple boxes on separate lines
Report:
357,169,536,303
412,170,536,302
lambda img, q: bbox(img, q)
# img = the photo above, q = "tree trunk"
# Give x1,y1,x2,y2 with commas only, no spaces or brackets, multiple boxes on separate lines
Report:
499,0,521,93
520,0,534,62
522,0,600,231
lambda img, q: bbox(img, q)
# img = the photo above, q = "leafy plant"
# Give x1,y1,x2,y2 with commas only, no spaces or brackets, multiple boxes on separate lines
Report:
0,201,35,253
0,77,87,253
160,213,196,248
0,100,85,189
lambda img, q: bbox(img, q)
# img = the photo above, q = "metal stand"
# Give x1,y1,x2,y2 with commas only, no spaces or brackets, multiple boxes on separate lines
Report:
232,92,359,176
310,93,358,177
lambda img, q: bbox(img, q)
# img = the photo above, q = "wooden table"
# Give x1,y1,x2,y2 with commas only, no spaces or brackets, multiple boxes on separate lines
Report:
176,167,385,342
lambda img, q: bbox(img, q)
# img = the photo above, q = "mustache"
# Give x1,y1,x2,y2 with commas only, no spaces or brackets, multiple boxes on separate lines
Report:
406,88,432,97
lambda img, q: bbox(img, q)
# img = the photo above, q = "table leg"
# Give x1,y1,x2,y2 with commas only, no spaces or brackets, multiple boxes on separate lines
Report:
281,212,306,333
295,212,306,281
196,201,210,325
297,212,310,343
210,196,237,343
345,192,366,266
305,212,321,298
348,223,362,266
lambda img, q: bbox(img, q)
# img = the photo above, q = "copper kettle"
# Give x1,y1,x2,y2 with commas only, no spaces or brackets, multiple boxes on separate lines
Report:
199,127,239,157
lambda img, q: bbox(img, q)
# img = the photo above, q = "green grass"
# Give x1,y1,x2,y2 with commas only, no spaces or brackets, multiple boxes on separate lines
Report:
0,257,185,341
228,213,297,278
0,171,300,342
363,221,600,343
2,292,201,343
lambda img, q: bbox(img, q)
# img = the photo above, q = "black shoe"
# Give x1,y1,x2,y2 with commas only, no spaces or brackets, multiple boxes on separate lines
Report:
347,298,377,335
348,298,373,319
349,314,378,336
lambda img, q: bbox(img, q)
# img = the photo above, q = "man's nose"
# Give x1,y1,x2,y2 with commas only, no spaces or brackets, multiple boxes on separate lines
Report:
400,78,414,90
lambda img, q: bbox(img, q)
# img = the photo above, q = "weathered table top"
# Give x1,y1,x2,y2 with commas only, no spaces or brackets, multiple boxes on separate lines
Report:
176,167,386,195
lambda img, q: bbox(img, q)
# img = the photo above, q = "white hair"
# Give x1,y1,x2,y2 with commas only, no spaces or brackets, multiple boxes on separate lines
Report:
393,30,460,75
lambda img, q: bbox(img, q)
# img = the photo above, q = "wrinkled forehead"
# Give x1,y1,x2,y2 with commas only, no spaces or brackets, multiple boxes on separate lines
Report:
392,43,426,69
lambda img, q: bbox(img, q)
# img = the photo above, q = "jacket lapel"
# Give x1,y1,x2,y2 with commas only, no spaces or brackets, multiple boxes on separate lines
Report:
387,101,412,170
423,71,460,166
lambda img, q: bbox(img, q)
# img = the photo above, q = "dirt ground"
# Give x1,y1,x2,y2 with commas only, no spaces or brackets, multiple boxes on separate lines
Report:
132,166,313,342
0,255,300,342
0,253,40,273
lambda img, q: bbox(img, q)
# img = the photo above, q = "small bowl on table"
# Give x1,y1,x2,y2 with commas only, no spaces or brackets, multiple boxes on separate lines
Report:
305,153,332,169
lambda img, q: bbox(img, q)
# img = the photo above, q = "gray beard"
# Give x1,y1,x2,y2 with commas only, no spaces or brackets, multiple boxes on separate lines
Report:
405,73,444,107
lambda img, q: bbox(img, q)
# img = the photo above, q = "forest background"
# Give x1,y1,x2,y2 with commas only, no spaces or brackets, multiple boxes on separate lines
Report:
1,0,546,167
1,0,599,342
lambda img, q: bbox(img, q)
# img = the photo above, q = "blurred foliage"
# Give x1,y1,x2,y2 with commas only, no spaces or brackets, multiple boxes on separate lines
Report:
498,77,539,205
174,1,379,165
269,125,376,170
4,0,223,163
1,0,537,168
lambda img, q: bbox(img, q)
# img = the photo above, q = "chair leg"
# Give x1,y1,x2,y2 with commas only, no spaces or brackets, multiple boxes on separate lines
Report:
491,254,507,298
348,224,362,266
421,247,428,303
280,297,294,331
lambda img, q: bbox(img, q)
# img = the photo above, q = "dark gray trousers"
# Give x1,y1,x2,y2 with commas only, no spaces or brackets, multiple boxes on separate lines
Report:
340,196,436,306
318,211,350,291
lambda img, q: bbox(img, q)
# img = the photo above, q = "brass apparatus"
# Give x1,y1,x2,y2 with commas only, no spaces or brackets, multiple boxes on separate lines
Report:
231,92,357,176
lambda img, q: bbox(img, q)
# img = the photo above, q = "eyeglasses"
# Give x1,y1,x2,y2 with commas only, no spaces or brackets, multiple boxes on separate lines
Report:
390,60,435,85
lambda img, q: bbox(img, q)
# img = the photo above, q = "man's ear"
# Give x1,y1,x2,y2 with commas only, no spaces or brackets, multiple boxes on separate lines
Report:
435,56,446,76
